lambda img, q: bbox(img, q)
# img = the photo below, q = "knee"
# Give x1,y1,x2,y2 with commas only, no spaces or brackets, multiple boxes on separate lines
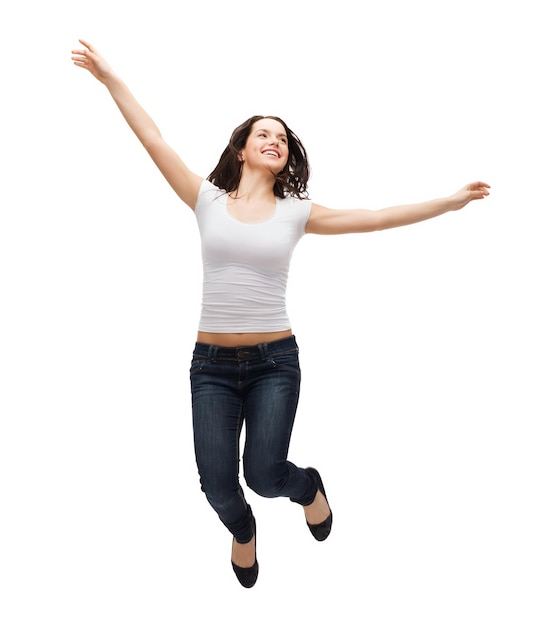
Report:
244,461,285,498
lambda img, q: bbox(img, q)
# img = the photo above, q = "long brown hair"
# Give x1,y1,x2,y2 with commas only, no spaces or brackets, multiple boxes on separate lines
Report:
207,116,310,199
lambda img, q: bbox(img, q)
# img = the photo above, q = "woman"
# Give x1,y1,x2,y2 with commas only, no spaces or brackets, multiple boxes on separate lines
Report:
71,39,490,588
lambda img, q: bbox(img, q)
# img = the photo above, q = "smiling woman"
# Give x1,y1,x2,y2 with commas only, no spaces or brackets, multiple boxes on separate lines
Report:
241,121,289,170
207,115,310,201
71,38,489,589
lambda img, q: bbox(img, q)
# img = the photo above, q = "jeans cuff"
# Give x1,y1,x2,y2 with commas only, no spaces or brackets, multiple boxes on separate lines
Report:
289,468,317,506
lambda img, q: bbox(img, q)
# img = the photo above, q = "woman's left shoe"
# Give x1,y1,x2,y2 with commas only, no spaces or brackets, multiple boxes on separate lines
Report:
305,467,333,542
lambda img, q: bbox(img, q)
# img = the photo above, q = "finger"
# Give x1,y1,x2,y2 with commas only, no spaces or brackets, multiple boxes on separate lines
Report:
71,53,89,64
470,181,490,189
79,39,95,52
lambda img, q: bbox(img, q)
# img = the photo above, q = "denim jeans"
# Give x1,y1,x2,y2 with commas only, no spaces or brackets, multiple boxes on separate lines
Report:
190,335,317,543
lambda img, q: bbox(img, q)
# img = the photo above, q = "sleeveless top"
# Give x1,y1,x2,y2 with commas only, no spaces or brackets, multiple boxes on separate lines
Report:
194,179,312,332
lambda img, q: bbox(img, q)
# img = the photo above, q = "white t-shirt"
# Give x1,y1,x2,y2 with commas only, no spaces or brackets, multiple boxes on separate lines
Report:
194,179,312,332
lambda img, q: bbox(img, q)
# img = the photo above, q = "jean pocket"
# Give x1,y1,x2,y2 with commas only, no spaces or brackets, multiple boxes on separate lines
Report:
189,356,208,374
269,350,300,370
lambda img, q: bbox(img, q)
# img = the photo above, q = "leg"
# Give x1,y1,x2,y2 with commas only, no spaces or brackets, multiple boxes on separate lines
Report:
190,355,254,543
241,344,332,537
241,347,317,505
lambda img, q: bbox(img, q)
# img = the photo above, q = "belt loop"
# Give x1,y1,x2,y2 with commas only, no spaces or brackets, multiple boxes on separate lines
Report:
208,344,218,362
258,342,268,360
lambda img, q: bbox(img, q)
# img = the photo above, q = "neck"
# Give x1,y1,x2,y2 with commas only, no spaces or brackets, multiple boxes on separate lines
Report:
232,170,276,202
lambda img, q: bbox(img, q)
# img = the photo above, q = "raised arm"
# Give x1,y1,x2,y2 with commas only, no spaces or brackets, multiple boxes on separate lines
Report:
305,182,491,235
71,39,203,209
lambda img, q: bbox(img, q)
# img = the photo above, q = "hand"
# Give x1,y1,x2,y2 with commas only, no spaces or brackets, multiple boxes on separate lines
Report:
450,181,491,210
71,39,114,84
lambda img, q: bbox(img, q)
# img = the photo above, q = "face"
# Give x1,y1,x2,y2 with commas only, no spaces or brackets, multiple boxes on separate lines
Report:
239,118,289,175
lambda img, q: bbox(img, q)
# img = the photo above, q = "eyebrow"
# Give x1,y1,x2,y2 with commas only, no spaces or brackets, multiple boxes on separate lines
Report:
255,128,288,138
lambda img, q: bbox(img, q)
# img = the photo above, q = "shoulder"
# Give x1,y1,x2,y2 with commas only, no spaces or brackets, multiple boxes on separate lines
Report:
277,194,312,232
195,179,227,214
279,193,312,213
199,179,222,197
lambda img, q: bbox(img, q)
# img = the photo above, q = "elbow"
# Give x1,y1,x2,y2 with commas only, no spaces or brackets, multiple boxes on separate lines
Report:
142,133,164,151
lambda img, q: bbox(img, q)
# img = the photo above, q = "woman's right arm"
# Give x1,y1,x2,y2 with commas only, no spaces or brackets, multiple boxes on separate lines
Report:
71,39,203,210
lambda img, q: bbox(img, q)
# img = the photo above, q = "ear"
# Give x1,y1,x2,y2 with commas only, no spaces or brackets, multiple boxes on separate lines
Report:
237,151,244,162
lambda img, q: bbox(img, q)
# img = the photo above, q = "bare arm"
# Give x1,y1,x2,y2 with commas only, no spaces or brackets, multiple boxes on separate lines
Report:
71,40,202,209
305,182,491,235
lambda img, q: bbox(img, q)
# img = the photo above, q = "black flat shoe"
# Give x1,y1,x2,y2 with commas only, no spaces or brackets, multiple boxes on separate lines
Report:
231,516,259,588
305,467,333,541
231,555,258,588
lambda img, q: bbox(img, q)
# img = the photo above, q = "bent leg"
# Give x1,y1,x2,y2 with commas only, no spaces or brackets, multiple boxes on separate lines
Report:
242,353,316,505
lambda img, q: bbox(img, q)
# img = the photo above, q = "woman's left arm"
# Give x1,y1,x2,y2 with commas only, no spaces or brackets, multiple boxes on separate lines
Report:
305,182,490,235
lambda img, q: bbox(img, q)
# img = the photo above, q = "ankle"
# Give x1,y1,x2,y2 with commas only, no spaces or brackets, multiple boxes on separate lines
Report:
304,490,330,525
232,535,256,568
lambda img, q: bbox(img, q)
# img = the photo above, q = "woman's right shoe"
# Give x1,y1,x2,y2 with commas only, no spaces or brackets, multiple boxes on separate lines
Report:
231,516,259,588
231,551,258,588
305,467,333,541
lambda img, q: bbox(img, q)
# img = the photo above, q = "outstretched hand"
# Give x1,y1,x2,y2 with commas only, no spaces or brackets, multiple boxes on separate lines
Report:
71,39,114,84
450,181,491,210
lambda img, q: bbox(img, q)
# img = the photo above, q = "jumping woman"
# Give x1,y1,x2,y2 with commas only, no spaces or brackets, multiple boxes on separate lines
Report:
71,39,490,588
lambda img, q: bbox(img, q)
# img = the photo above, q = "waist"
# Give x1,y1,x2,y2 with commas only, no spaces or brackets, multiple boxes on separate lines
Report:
196,329,293,348
194,334,298,359
198,270,291,334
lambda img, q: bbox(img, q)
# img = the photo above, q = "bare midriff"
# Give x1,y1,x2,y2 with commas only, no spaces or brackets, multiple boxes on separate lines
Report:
196,329,293,348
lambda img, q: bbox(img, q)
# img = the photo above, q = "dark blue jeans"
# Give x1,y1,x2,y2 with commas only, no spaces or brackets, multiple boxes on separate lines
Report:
190,336,317,543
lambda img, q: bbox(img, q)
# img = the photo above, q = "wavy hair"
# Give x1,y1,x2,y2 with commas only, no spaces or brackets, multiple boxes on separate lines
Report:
207,115,310,199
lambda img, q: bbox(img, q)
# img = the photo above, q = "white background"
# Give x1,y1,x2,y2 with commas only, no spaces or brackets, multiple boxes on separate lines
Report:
1,1,546,624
